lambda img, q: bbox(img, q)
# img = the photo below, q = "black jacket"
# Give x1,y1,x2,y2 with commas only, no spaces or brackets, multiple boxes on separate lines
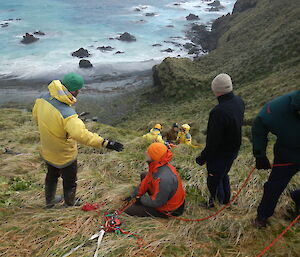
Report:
197,92,245,163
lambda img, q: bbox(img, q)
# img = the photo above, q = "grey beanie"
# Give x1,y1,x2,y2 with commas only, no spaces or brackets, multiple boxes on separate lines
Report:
211,73,233,93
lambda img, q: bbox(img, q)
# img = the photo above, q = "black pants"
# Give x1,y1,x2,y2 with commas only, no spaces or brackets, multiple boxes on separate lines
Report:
125,200,185,218
206,154,237,204
291,189,300,207
46,160,78,192
257,160,300,219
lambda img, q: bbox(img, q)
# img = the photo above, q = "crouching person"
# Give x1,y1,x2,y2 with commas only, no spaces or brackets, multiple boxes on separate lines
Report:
124,143,185,218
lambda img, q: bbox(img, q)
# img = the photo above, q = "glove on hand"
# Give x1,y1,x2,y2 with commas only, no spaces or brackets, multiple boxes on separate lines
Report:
106,141,124,152
255,156,271,170
196,155,206,166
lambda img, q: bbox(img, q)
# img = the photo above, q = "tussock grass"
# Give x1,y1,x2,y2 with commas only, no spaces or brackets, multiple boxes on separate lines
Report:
0,108,299,257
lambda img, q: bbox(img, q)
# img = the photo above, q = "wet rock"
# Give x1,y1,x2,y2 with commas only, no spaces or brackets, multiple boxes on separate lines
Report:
33,30,45,36
118,32,136,42
71,48,90,58
1,23,9,28
134,8,141,12
174,3,181,6
92,117,98,122
115,51,125,54
186,13,200,20
188,47,201,55
164,40,182,47
183,42,196,50
97,46,115,51
152,43,162,47
161,48,174,53
145,13,156,17
208,0,221,7
79,59,93,68
209,7,221,12
21,33,39,44
166,25,175,28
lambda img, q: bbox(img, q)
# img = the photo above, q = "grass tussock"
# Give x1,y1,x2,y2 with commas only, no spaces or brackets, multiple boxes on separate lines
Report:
0,108,299,257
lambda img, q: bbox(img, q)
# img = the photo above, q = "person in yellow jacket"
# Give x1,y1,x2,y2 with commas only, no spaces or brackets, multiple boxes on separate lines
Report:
176,124,193,146
142,124,165,144
32,72,123,208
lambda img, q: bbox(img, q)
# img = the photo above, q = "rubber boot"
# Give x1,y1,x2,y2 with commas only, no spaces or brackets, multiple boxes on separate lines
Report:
63,187,81,207
45,182,63,208
254,216,268,228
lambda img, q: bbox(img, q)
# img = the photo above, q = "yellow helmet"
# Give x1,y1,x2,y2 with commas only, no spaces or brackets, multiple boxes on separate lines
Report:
154,124,162,130
181,124,190,132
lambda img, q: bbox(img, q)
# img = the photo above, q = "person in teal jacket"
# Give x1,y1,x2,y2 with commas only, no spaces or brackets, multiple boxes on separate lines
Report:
252,90,300,228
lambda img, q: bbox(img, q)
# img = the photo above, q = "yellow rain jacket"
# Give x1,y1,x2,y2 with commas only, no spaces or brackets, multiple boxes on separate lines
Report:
176,131,192,146
142,128,164,144
32,80,107,168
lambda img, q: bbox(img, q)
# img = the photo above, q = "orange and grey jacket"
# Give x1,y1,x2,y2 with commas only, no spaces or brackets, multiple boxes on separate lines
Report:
133,150,185,212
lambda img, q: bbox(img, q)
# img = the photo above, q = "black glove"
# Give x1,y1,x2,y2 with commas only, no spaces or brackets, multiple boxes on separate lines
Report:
196,155,206,166
255,156,271,170
106,141,124,152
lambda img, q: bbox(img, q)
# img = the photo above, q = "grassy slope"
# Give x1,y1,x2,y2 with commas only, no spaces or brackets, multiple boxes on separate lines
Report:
1,0,300,256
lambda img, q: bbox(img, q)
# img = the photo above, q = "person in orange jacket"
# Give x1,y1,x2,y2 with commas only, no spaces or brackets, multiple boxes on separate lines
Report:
124,143,185,218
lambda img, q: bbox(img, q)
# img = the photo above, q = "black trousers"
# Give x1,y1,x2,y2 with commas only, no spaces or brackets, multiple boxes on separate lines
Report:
46,160,78,192
291,189,300,207
206,154,237,204
257,160,300,219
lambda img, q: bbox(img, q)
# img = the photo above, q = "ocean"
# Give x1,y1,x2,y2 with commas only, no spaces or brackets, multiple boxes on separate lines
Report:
0,0,236,80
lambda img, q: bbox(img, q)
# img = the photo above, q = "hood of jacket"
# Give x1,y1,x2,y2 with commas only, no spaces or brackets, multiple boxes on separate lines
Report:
48,80,77,106
291,90,300,111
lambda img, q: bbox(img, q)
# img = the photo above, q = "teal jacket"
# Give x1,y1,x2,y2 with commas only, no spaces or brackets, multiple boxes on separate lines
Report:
252,90,300,165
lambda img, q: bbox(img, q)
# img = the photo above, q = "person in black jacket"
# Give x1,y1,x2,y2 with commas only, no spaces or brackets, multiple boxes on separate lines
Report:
196,73,245,208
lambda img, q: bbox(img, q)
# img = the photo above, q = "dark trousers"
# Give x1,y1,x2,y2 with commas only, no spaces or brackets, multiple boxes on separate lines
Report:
124,172,185,218
46,160,78,192
257,161,300,219
206,155,237,204
291,189,300,207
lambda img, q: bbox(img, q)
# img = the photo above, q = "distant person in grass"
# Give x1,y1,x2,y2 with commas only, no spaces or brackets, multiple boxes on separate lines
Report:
252,90,300,228
196,73,245,208
162,123,180,143
32,73,123,208
142,123,165,144
124,143,185,218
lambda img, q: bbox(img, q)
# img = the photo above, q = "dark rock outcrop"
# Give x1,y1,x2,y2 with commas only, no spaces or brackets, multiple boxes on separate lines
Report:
145,13,156,17
183,42,196,50
118,32,136,42
79,59,93,68
21,33,39,44
152,43,162,47
97,46,115,51
208,0,221,7
186,13,200,20
72,48,90,58
1,23,9,28
33,31,45,36
161,48,174,53
115,51,125,54
233,0,257,13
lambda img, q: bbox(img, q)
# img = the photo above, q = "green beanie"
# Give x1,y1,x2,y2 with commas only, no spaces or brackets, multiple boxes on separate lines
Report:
62,73,84,91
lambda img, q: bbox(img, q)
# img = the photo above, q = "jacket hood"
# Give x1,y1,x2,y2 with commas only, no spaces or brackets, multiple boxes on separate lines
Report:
148,150,173,173
48,80,77,106
291,90,300,111
150,128,161,135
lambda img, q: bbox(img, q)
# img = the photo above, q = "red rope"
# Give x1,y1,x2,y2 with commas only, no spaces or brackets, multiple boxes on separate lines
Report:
163,167,256,221
256,214,300,257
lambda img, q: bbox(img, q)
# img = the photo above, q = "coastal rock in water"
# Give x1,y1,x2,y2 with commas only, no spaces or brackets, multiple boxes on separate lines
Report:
1,23,9,28
183,42,196,50
115,51,125,54
209,7,222,12
134,8,141,12
152,43,162,47
34,31,45,36
166,25,174,28
72,48,90,58
145,13,156,17
188,46,201,55
161,48,174,53
118,32,136,42
208,0,221,7
21,33,39,44
79,59,93,68
233,0,257,13
97,46,115,51
186,13,200,20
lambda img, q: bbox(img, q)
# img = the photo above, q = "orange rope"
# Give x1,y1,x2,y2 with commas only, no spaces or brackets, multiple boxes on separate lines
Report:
163,167,256,221
256,214,300,257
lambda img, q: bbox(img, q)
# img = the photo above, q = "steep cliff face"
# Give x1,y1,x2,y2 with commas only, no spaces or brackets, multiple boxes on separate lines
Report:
153,0,300,99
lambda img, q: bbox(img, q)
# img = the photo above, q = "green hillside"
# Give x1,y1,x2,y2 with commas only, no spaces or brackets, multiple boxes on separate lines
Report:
0,0,300,256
